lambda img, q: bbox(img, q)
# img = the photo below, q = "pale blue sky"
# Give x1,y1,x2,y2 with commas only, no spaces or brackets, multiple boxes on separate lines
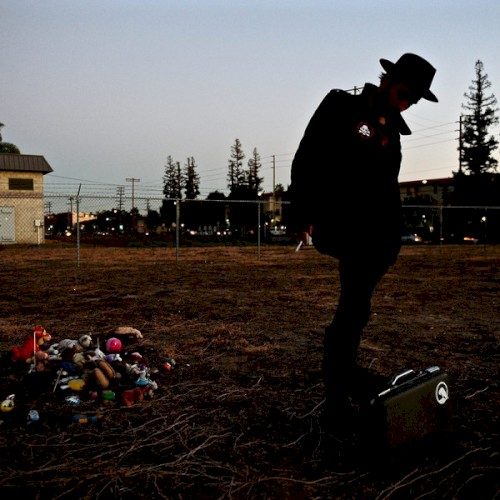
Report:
2,0,499,199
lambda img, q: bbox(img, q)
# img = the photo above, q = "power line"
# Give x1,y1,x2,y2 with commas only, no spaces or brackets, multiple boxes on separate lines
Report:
403,137,458,151
45,117,466,197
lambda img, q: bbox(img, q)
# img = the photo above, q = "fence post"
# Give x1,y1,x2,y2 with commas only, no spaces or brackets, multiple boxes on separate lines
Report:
483,208,488,246
439,206,443,248
76,184,81,268
175,199,180,264
257,199,261,260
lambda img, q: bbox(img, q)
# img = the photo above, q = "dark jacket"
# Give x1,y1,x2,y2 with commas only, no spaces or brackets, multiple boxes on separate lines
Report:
289,84,408,266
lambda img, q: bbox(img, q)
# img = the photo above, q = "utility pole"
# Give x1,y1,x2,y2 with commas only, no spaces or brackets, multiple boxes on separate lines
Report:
347,86,361,95
126,177,140,231
116,186,125,210
126,177,140,210
271,155,276,216
272,155,276,198
458,115,464,174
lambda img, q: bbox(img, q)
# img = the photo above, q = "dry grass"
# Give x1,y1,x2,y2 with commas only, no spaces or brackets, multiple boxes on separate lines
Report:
0,243,498,499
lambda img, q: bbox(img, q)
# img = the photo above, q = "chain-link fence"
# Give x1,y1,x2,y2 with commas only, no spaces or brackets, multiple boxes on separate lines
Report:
42,195,280,245
1,193,499,250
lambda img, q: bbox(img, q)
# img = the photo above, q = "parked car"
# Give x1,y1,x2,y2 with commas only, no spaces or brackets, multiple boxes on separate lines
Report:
440,234,479,244
401,232,422,243
463,236,479,244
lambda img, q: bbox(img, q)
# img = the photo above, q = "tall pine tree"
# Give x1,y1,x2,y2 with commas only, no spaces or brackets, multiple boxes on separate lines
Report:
163,156,182,199
227,138,245,194
161,155,182,226
460,60,499,175
183,157,200,200
247,147,263,195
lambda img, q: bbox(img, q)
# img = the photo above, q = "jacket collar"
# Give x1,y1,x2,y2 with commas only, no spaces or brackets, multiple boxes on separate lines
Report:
361,83,412,135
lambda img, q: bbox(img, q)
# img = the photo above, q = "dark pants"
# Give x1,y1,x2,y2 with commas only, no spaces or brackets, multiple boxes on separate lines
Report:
323,258,389,412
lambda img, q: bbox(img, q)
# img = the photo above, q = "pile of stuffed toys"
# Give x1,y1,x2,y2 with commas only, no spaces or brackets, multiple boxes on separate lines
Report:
3,325,176,419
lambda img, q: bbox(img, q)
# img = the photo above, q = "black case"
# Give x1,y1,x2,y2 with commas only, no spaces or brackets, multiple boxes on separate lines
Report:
368,366,452,449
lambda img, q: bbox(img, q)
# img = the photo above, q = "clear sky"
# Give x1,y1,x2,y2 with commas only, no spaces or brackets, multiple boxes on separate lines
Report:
2,0,499,200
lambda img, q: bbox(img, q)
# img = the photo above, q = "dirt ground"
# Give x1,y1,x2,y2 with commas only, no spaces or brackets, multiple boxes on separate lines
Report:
0,242,498,499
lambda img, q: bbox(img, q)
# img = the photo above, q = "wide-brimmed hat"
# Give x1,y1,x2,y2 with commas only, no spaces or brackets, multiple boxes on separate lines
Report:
380,53,438,102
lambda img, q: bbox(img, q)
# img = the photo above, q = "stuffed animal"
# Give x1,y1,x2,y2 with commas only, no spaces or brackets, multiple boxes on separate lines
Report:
85,360,116,390
0,395,15,413
121,387,147,407
53,334,92,355
109,326,143,342
104,353,122,363
34,351,50,372
72,350,100,369
11,326,52,363
46,344,60,357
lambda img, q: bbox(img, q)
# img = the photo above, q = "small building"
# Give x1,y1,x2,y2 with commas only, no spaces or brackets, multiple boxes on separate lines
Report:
0,153,53,244
261,191,285,229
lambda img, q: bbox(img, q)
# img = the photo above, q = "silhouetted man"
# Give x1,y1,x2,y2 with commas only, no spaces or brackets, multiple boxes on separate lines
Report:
289,53,438,434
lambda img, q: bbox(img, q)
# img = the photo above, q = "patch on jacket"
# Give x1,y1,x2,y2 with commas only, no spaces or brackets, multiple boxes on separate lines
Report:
357,122,374,139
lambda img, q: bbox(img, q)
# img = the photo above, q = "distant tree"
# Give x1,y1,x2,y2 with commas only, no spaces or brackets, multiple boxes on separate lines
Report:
460,60,499,175
227,141,268,234
274,183,285,194
161,155,182,226
227,138,246,193
202,190,227,229
206,190,226,201
0,122,21,154
183,156,200,200
0,143,20,154
247,147,263,195
163,155,182,199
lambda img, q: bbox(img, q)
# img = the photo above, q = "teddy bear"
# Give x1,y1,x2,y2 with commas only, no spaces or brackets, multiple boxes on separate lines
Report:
11,326,52,363
34,351,50,372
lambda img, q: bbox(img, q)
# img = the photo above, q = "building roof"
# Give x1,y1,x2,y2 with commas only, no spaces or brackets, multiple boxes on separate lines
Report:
0,154,53,174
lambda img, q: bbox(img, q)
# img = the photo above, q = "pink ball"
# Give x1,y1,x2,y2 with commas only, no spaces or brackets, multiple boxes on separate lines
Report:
106,337,122,353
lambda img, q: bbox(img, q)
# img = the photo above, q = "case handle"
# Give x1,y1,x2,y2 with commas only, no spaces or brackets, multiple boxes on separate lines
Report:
390,369,415,386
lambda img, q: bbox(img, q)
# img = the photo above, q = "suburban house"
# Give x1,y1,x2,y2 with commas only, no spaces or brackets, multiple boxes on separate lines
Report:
0,153,53,244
